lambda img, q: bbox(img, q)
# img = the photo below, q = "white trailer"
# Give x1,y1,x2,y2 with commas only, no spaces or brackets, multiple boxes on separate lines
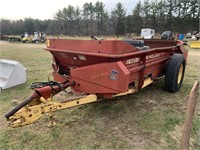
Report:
141,28,155,39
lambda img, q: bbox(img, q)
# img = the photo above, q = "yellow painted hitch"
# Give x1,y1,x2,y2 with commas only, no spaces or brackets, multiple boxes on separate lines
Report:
7,95,97,128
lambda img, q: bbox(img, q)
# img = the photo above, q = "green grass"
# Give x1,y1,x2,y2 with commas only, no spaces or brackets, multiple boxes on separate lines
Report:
0,40,199,149
47,35,125,40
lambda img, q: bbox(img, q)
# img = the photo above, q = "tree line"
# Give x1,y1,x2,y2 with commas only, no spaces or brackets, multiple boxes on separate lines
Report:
1,0,199,36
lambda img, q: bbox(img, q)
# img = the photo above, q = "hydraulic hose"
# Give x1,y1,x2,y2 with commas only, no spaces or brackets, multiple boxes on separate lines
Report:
5,81,76,119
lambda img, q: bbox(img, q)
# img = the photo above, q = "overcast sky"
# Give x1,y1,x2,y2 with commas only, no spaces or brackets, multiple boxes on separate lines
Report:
0,0,140,20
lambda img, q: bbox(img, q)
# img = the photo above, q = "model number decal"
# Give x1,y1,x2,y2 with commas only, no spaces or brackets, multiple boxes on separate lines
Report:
126,53,161,65
126,58,140,65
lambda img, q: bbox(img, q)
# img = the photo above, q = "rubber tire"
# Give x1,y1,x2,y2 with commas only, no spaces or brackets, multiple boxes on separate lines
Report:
165,54,185,92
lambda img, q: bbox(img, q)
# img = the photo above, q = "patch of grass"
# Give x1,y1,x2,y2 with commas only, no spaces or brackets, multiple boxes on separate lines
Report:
161,112,183,132
47,35,125,40
191,117,200,148
164,134,177,149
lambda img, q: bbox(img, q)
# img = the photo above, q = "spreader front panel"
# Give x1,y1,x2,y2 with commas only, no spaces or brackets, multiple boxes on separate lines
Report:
71,61,130,94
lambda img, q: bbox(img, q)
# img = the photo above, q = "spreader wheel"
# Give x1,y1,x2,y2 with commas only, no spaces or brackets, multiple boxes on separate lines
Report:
165,54,185,92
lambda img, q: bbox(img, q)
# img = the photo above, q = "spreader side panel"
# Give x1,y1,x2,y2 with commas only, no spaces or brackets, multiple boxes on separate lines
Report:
70,61,130,94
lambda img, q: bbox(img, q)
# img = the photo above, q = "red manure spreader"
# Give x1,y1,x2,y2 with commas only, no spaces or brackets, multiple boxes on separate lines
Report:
5,39,188,127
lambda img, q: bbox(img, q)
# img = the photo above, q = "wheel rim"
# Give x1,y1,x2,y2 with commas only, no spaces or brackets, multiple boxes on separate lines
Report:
177,64,183,84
